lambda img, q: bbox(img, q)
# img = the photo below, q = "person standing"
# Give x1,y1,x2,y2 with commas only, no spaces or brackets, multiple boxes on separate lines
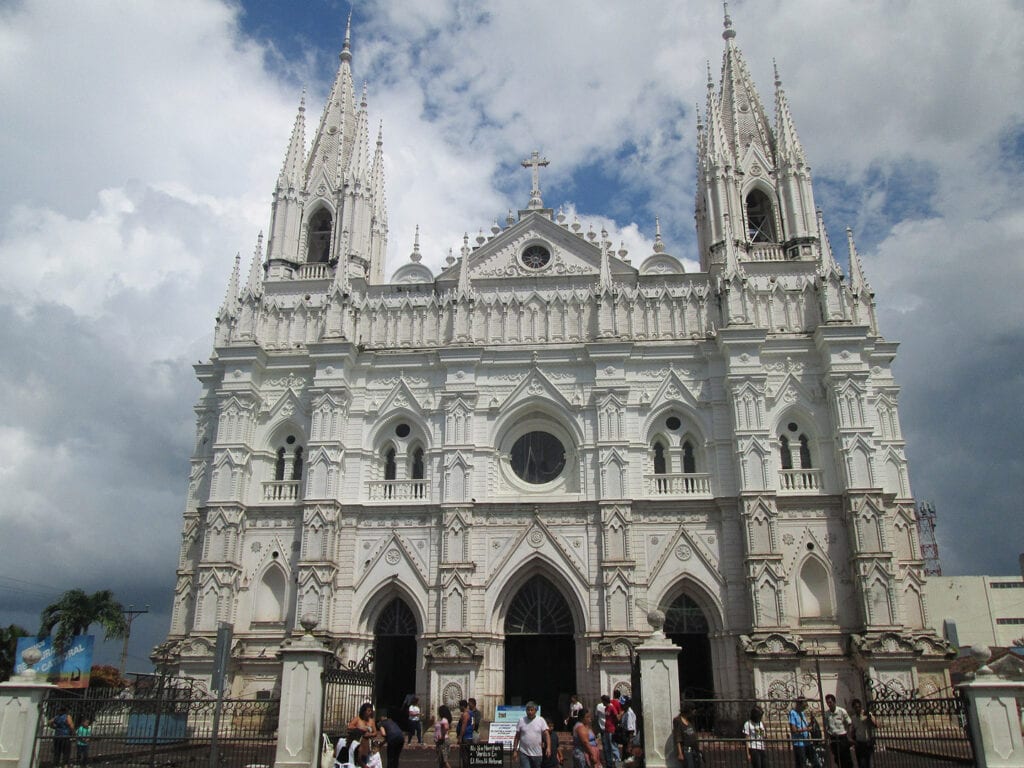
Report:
348,703,377,768
50,706,74,768
788,697,821,768
75,718,91,768
605,691,623,766
542,716,564,768
848,700,878,768
457,699,474,767
572,710,601,768
823,695,853,768
672,702,701,768
594,695,611,768
566,695,583,730
512,701,551,768
742,706,766,768
620,699,636,754
379,714,406,768
434,705,453,768
406,697,422,745
469,698,482,743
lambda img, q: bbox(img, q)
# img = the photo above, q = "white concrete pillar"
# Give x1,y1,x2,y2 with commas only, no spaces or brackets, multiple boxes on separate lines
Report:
274,618,333,768
0,652,58,768
636,611,681,768
959,664,1024,768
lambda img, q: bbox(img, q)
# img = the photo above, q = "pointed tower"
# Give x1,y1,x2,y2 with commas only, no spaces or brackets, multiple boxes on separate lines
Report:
696,6,820,269
264,16,388,283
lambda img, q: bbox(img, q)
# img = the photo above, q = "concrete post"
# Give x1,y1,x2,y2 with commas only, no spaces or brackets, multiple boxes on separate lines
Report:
0,649,58,768
274,617,333,768
959,666,1024,768
636,610,681,768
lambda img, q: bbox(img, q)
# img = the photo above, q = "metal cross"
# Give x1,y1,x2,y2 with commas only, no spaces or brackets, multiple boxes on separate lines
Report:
521,151,550,209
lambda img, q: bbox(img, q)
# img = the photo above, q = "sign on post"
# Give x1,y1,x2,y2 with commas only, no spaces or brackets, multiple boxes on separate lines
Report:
15,636,94,688
468,743,504,768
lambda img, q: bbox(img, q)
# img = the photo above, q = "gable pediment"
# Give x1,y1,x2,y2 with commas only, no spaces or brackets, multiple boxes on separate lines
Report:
439,213,635,283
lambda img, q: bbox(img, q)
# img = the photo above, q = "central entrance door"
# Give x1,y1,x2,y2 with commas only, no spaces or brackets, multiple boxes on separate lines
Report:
664,593,714,698
504,574,576,724
374,597,417,723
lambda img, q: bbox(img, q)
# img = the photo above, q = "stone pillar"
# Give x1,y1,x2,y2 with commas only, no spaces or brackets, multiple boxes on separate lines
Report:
636,610,681,768
274,617,333,768
0,648,58,768
959,660,1024,768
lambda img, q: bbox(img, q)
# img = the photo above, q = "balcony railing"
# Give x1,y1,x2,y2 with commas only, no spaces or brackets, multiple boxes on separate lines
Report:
645,473,712,497
368,479,429,502
297,262,330,280
263,480,301,502
747,243,786,261
778,468,823,492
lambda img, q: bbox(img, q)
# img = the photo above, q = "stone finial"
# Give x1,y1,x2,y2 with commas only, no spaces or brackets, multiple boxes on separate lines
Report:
653,217,666,253
723,2,736,40
970,644,994,676
18,645,43,679
299,614,318,636
340,11,353,63
646,609,667,636
410,225,422,263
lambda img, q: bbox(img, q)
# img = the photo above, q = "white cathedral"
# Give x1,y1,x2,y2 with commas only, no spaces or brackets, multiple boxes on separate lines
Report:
158,10,952,718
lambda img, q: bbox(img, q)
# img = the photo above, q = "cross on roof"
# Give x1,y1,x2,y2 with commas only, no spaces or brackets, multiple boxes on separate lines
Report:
521,151,550,210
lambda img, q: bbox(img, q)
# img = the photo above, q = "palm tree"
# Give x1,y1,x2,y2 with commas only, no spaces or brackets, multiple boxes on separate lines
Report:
39,589,128,652
0,624,30,681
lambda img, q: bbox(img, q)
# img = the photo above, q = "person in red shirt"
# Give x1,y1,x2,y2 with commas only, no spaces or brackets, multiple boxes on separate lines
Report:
605,690,623,764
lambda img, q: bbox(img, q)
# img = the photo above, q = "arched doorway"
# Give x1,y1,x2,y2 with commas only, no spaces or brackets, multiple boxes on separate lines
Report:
373,597,418,721
664,593,714,698
504,574,576,722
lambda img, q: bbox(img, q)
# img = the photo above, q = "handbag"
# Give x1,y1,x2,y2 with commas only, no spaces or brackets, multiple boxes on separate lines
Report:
322,734,337,768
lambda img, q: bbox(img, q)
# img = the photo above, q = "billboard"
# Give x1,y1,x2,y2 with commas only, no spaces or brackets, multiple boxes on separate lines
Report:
14,636,95,688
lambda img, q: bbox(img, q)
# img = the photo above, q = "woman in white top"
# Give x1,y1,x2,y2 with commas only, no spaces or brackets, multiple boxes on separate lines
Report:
742,706,766,768
407,697,422,744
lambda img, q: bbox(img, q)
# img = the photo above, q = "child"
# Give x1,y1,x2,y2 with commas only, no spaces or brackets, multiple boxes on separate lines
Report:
75,718,91,767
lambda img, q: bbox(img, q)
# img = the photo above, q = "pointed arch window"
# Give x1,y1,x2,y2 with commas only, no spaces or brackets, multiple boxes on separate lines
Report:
384,447,397,481
746,189,776,242
653,441,668,475
798,558,834,619
683,441,696,474
505,575,575,635
798,434,812,469
411,447,424,480
292,447,304,480
307,209,332,263
664,593,710,634
779,435,793,470
275,448,287,481
374,597,418,636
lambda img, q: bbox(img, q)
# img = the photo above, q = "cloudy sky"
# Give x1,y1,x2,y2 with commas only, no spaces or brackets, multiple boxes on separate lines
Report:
1,0,1021,670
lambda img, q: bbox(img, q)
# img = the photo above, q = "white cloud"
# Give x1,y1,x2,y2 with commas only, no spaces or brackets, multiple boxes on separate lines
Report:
1,0,1022,670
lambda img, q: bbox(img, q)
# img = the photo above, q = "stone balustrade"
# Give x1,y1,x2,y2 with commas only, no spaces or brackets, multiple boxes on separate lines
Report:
262,480,301,502
645,472,712,497
778,468,823,492
367,479,428,502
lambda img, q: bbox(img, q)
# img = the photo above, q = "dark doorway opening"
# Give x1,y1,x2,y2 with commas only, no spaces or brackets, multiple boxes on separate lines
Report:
504,574,577,723
374,598,418,726
664,593,714,698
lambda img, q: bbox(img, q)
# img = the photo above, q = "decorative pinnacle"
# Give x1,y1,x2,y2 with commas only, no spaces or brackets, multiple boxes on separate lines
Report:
299,88,306,113
653,217,666,253
360,82,368,108
446,247,455,266
410,225,421,263
773,58,782,87
723,2,736,40
340,11,352,62
706,61,715,90
376,120,383,146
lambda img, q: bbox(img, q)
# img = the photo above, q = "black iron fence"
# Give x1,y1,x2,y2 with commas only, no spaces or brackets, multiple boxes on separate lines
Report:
34,685,279,768
683,691,974,768
321,650,375,741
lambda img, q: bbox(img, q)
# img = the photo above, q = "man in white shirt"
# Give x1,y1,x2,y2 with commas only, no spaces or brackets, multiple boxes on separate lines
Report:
512,702,550,768
823,694,852,768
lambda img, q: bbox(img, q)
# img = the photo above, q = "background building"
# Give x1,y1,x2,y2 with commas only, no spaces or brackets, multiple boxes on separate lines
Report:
156,11,951,718
926,568,1024,650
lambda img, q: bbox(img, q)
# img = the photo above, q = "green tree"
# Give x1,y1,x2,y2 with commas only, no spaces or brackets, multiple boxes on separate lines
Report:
0,624,31,681
39,589,128,652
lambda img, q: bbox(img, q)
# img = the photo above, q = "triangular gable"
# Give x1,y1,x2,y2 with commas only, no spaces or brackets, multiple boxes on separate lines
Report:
246,535,292,582
786,528,832,574
738,143,773,179
766,372,817,409
263,388,306,421
500,368,574,413
438,212,636,283
599,448,628,467
647,524,723,586
374,379,424,417
355,531,430,590
650,370,703,412
488,518,587,587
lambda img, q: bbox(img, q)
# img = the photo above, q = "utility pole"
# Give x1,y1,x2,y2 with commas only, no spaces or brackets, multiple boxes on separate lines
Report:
120,604,150,675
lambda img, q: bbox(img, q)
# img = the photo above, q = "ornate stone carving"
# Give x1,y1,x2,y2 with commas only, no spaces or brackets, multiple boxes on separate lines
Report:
424,638,483,663
738,632,804,656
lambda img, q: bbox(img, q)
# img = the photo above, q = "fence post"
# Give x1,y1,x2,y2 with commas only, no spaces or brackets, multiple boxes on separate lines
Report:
0,653,58,768
635,610,681,768
958,658,1024,768
274,616,333,768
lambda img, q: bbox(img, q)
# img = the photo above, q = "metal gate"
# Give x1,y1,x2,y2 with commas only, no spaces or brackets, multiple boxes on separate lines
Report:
863,678,975,767
33,676,279,768
321,649,375,744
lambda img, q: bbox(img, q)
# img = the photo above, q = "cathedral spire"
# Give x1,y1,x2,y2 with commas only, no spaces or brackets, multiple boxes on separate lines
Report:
599,230,613,293
773,61,806,167
244,232,264,297
847,227,872,295
278,92,306,191
457,233,473,298
847,227,877,332
717,5,774,168
218,253,241,320
816,211,840,276
341,11,352,63
305,20,358,190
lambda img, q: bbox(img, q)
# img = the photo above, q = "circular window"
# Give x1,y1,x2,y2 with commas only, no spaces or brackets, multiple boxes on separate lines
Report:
787,422,799,432
510,431,565,484
395,423,411,438
521,244,551,270
286,435,296,445
666,416,682,431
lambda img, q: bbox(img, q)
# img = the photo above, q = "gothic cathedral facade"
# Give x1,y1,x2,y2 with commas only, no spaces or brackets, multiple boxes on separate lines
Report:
158,12,951,717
